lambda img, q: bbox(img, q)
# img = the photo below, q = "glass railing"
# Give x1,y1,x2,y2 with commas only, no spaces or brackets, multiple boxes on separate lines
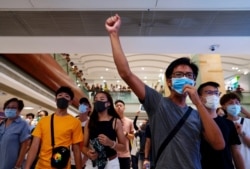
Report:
53,54,250,107
52,54,89,97
86,91,140,103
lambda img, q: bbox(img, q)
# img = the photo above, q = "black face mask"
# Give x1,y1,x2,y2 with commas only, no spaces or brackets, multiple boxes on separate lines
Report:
94,101,108,112
56,98,69,109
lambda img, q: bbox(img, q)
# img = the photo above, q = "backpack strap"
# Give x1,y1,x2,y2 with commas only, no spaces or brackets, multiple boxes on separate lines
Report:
154,106,193,165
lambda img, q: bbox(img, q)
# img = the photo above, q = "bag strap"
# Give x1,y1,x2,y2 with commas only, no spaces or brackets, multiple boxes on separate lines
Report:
240,117,244,125
154,106,193,165
50,114,55,147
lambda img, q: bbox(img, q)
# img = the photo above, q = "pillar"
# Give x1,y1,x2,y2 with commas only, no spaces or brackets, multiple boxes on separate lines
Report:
192,54,226,94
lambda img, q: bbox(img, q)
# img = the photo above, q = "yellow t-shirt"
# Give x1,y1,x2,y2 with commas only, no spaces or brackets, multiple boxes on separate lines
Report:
32,114,83,169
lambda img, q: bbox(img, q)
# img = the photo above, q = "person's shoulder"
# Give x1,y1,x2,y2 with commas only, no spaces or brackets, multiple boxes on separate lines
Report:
126,117,134,123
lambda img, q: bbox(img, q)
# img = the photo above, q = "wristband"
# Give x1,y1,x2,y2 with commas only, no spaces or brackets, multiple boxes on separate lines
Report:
144,157,149,160
111,141,117,149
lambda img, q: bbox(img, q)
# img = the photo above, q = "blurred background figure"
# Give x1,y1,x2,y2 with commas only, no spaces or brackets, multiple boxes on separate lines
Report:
25,113,35,132
78,97,92,129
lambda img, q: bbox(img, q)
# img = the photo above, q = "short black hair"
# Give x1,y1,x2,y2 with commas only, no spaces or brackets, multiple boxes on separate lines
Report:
165,57,198,80
197,81,220,96
3,98,24,111
26,113,35,119
115,99,125,105
79,97,91,107
55,86,74,100
37,110,49,116
220,92,241,106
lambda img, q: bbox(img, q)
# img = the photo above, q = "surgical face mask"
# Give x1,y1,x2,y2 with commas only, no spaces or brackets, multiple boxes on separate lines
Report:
79,104,87,113
171,77,195,94
226,104,241,117
204,95,219,110
94,101,108,112
56,98,69,109
4,109,17,118
26,119,31,124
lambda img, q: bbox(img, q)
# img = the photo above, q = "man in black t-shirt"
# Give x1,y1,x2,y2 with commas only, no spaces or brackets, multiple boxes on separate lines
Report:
198,82,245,169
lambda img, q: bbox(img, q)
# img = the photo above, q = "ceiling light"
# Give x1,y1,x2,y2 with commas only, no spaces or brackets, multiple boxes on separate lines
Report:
105,68,109,71
100,76,103,79
141,67,144,70
24,107,34,110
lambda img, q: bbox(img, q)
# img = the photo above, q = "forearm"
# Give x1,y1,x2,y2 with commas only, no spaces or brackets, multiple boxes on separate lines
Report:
240,132,250,147
110,33,132,78
196,103,225,150
144,138,151,159
232,147,245,169
15,139,30,167
73,144,83,169
25,147,38,169
112,141,126,152
25,138,40,169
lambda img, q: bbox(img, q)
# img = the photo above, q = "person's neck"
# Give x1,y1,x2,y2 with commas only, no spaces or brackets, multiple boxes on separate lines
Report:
55,109,68,116
169,93,187,107
207,108,217,118
98,111,111,121
79,113,88,122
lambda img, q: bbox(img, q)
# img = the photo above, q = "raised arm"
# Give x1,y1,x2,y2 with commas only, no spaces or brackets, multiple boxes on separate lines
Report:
105,14,145,100
184,85,225,150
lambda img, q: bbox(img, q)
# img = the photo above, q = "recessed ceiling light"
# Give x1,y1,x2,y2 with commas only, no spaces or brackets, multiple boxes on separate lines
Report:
100,76,103,79
24,107,34,110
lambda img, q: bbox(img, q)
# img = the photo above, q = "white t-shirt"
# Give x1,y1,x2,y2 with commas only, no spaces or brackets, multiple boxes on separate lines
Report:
234,117,250,168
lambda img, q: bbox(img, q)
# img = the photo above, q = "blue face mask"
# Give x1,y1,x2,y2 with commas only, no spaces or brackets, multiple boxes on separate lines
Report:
171,77,195,94
226,104,241,117
4,109,17,118
78,104,87,113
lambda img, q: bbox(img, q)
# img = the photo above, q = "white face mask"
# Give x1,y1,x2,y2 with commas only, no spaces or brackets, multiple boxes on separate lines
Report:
204,95,219,110
26,119,31,124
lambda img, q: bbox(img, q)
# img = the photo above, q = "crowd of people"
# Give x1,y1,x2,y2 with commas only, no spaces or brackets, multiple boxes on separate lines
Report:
0,14,250,169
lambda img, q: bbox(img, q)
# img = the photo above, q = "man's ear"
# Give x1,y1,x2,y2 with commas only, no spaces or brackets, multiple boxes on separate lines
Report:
166,79,171,87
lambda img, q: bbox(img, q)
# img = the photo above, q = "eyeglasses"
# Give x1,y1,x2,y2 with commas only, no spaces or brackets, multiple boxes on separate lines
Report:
172,72,194,79
204,90,221,96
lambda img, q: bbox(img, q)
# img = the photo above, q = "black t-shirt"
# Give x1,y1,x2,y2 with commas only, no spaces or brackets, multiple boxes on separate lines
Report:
200,116,241,169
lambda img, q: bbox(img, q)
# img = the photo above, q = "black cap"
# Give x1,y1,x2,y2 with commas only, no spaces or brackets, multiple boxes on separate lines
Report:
79,97,91,107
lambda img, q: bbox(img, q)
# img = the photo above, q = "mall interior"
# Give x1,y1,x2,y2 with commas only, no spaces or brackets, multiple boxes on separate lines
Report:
1,0,250,120
1,54,250,121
